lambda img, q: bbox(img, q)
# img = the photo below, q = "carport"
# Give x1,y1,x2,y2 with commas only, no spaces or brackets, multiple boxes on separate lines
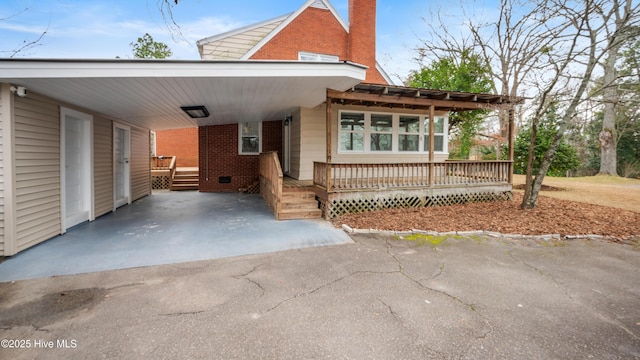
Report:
0,191,352,282
0,59,366,257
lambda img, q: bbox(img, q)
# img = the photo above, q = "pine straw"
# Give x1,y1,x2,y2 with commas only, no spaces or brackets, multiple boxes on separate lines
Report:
334,192,640,239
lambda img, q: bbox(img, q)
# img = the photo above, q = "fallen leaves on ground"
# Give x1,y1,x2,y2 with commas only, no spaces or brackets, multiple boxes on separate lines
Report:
334,192,640,239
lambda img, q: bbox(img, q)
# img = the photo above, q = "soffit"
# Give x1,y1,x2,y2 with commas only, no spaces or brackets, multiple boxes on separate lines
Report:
0,59,366,130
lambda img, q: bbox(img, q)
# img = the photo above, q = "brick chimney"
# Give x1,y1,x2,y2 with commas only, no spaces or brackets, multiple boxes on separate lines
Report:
348,0,385,83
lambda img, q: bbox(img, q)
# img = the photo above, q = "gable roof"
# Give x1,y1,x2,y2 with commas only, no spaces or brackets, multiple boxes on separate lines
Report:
196,0,395,84
196,14,289,60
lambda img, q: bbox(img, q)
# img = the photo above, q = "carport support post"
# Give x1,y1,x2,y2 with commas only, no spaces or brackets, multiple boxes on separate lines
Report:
326,90,333,192
428,104,435,187
1,84,17,256
508,108,515,184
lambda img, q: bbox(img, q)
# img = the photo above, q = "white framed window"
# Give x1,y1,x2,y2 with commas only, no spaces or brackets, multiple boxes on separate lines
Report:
338,110,448,154
370,114,393,151
239,122,262,155
298,51,339,62
339,112,365,152
398,115,420,152
424,116,447,152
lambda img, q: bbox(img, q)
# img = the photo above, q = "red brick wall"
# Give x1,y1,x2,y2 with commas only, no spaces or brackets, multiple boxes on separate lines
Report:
251,3,387,84
198,121,283,192
348,0,387,84
155,128,199,167
251,7,348,61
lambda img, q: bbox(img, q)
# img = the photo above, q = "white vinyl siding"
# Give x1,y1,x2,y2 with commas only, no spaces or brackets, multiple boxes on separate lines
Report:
13,94,61,252
296,106,328,180
130,126,151,201
94,115,113,217
200,19,285,60
289,108,302,179
0,87,5,254
291,105,450,181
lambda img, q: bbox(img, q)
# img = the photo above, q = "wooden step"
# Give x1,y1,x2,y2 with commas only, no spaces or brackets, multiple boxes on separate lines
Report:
278,208,323,220
277,189,322,220
171,170,199,191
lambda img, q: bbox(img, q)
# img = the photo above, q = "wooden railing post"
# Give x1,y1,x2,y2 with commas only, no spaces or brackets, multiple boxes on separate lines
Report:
508,108,515,184
168,156,176,190
326,90,333,192
428,105,435,187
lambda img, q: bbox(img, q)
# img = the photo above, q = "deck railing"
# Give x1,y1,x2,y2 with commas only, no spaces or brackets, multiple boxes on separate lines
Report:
313,160,512,192
259,151,283,218
151,156,177,190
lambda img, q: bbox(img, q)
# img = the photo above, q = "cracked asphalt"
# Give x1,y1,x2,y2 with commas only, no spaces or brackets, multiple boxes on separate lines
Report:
1,234,639,359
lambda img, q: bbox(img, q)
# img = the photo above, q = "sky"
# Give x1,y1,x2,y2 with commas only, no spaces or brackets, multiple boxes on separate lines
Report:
0,0,497,84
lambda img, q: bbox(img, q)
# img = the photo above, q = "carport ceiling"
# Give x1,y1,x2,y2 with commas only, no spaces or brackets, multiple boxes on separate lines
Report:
0,59,367,130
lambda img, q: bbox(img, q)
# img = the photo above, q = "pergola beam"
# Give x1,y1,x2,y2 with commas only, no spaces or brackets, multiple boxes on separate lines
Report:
327,89,510,111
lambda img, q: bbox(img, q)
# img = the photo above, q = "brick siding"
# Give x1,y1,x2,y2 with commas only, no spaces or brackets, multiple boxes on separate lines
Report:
198,121,283,192
155,128,199,167
250,2,387,84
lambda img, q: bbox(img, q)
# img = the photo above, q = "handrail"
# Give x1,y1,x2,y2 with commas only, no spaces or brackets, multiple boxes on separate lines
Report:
151,156,177,190
168,156,177,190
259,151,284,219
314,160,512,192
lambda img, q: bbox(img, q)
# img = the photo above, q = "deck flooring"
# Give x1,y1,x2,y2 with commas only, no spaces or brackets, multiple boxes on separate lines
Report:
283,177,313,188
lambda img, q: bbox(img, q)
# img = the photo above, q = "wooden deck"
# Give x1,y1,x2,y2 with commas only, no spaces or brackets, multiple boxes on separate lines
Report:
260,154,513,220
313,161,513,219
283,177,313,188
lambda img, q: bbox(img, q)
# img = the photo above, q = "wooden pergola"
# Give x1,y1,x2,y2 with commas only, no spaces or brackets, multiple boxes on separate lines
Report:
324,83,525,191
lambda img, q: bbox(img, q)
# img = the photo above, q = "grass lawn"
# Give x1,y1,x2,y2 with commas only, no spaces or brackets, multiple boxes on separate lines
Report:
512,174,640,213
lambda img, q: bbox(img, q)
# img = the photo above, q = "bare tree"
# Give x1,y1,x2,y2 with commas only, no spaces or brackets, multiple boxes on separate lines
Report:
156,0,185,42
0,8,48,58
521,0,637,208
597,0,639,176
417,0,567,157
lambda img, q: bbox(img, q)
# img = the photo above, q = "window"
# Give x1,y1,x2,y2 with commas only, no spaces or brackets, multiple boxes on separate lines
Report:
340,112,365,151
338,111,448,154
398,115,420,152
298,51,340,62
239,122,261,155
424,116,446,152
370,114,393,151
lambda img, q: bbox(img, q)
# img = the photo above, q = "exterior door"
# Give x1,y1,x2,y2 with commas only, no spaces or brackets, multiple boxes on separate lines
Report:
61,108,93,231
114,124,131,209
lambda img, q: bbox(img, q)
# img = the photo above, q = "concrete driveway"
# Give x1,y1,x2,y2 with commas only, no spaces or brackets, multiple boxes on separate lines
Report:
0,192,351,282
1,233,639,359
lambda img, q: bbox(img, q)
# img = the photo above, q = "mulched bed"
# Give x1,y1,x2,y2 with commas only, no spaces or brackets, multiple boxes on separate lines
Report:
334,192,640,239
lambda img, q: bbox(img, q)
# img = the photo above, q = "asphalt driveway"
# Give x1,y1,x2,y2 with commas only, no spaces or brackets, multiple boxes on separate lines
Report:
1,233,639,359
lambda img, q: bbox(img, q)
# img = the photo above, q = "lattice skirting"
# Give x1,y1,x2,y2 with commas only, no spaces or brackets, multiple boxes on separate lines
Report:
152,176,170,190
320,190,513,219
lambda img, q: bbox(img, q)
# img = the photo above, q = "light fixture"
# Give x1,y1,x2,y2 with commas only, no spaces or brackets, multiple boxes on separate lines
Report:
180,105,210,118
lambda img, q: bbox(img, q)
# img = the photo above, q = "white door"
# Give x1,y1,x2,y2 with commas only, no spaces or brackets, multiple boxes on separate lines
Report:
114,124,131,209
61,108,93,231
